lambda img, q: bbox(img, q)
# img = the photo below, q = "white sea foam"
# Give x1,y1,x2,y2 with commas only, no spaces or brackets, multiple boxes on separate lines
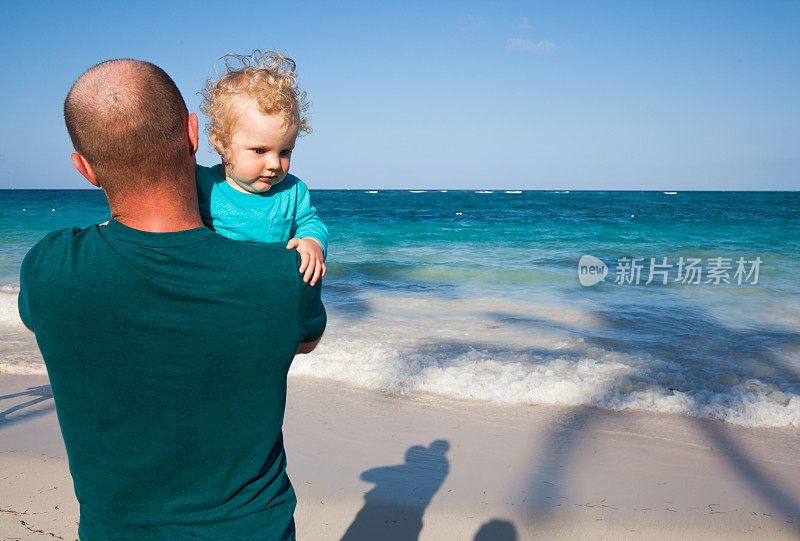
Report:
290,327,800,428
505,190,522,194
0,291,23,327
475,190,493,194
0,361,47,375
2,289,798,428
410,190,427,193
0,308,45,375
288,293,800,429
365,190,378,194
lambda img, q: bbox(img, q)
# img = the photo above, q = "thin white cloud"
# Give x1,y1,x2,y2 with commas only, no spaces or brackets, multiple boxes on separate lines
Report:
518,16,531,30
506,38,557,52
453,14,483,32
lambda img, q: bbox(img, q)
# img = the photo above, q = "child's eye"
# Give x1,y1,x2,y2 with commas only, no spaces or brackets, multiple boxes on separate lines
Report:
252,149,266,155
281,150,293,157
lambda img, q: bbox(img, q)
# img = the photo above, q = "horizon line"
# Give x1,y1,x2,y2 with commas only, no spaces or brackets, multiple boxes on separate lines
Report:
1,188,799,193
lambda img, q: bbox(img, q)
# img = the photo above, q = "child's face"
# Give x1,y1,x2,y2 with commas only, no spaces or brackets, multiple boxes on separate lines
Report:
220,98,299,194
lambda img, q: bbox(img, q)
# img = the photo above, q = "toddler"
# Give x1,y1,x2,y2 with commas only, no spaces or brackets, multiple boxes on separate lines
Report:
197,50,327,285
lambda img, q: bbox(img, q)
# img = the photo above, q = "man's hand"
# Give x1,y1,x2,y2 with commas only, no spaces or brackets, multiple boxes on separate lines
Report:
286,237,326,286
296,336,322,355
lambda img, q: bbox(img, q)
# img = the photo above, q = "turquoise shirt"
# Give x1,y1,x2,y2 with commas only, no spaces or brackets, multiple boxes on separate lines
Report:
196,164,328,257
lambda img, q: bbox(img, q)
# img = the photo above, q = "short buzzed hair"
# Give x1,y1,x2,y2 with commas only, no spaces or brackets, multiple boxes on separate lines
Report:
64,59,191,191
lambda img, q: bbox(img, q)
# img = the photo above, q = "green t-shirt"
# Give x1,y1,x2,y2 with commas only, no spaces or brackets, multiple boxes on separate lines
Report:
18,219,326,540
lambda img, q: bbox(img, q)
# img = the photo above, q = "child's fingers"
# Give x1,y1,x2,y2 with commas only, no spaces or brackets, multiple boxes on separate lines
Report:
310,263,324,286
303,258,316,283
309,261,321,286
312,263,326,284
299,251,310,276
286,238,299,250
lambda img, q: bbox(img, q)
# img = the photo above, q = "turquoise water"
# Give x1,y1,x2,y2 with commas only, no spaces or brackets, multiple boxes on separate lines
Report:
1,189,799,428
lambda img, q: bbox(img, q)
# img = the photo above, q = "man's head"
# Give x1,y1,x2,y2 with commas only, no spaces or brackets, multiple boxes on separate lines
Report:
64,59,198,197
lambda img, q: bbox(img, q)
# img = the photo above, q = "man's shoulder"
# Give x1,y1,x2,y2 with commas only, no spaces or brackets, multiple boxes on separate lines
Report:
25,226,92,259
203,232,300,269
20,226,97,290
42,225,89,241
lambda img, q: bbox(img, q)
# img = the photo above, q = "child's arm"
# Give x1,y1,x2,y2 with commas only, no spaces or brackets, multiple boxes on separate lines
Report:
287,180,328,286
292,181,328,257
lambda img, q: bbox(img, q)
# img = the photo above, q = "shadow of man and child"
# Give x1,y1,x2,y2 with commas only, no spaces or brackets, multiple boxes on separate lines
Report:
341,439,518,541
2,389,517,540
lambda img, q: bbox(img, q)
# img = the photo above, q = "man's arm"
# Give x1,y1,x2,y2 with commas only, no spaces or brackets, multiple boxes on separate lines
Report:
17,245,37,332
296,336,322,355
296,251,327,355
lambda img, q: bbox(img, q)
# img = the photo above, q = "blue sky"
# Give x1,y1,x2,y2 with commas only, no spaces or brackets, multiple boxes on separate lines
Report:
0,1,797,190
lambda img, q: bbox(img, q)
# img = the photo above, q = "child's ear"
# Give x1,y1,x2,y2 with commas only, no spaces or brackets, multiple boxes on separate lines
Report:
209,132,222,153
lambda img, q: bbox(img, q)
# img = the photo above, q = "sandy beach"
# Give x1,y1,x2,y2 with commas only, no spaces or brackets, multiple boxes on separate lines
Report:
1,373,798,540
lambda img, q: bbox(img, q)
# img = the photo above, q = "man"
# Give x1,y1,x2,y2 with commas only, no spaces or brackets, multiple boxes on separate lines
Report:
18,59,325,540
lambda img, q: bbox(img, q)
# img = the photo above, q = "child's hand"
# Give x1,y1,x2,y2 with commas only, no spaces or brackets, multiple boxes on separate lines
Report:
286,237,326,286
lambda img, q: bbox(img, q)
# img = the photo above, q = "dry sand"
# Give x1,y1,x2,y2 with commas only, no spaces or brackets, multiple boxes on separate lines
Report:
1,373,799,540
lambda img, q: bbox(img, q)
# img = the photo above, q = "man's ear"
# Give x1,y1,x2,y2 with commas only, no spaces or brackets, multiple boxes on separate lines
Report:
187,113,199,155
70,153,100,187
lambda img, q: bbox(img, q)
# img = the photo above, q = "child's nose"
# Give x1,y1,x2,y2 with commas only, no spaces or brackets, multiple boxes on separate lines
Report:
264,153,281,170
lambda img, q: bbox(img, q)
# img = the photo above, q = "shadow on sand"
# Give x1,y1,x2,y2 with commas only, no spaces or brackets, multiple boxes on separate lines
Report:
498,293,800,535
340,440,450,541
474,518,518,540
0,384,54,430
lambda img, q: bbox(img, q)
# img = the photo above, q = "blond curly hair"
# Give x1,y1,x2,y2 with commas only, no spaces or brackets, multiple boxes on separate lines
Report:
200,50,310,160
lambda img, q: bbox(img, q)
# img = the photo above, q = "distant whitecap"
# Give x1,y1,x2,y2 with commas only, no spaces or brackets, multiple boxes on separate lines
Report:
505,190,522,194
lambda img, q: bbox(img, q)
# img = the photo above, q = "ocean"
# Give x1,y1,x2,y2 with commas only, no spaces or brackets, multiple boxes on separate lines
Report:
1,188,799,428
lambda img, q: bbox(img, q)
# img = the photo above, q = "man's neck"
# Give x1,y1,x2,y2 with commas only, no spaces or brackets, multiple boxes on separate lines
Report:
108,191,204,233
